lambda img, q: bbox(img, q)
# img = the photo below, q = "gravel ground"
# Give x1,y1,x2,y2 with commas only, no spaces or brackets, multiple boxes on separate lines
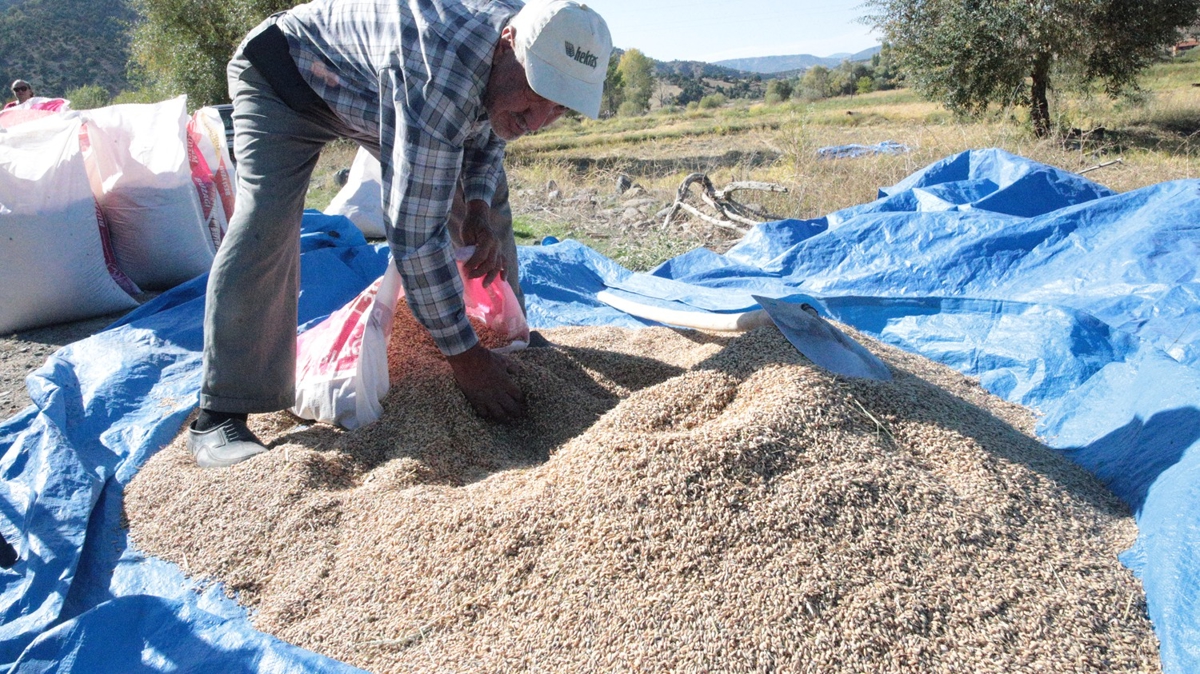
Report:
0,311,136,422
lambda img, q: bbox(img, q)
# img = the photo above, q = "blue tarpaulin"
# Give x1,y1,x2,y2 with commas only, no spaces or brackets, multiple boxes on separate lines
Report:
2,149,1199,672
816,140,910,159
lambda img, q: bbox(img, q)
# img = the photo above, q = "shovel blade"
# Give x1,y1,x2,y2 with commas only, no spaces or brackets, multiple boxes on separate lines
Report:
753,295,891,381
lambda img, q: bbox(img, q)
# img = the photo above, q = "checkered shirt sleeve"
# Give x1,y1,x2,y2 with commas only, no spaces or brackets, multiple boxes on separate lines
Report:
462,127,506,204
280,0,520,356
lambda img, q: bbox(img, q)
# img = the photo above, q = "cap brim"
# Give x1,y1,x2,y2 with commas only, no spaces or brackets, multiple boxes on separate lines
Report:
523,48,603,119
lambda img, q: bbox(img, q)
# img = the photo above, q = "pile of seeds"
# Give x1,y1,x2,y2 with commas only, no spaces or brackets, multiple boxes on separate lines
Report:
125,312,1159,673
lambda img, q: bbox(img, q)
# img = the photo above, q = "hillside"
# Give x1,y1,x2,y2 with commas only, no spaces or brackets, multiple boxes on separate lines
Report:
715,46,882,74
0,0,134,99
653,58,749,80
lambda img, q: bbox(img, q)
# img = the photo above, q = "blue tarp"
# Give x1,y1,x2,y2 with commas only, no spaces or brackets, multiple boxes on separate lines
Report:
816,140,910,159
2,149,1198,672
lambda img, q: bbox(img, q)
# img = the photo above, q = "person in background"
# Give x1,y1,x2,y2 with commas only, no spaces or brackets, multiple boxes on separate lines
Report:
188,0,612,468
4,80,33,109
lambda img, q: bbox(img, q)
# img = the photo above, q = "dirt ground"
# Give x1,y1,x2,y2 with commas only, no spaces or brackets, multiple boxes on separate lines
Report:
0,311,135,422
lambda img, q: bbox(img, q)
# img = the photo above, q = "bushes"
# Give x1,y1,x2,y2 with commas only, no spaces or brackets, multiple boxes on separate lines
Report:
63,84,110,110
617,100,644,117
698,93,727,109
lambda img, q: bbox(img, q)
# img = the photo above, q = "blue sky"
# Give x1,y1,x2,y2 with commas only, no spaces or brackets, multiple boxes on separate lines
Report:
582,0,880,63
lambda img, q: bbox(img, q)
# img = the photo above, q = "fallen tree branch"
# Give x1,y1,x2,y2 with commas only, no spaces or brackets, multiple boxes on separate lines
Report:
714,181,790,198
675,201,750,234
1079,158,1123,175
661,172,788,232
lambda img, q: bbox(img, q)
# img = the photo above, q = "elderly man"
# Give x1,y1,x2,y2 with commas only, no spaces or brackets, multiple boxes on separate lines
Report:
188,0,612,467
5,80,33,109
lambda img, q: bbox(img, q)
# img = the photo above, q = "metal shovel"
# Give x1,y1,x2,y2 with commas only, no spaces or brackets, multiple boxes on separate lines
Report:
753,295,892,381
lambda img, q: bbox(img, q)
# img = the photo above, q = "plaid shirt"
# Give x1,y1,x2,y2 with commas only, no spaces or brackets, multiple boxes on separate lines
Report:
276,0,521,355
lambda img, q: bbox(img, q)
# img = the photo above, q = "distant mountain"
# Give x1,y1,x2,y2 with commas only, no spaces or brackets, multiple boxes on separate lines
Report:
714,45,882,75
0,0,134,98
848,46,883,62
653,59,750,80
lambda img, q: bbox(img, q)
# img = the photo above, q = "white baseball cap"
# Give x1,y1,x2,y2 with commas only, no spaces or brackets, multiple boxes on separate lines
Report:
509,0,613,119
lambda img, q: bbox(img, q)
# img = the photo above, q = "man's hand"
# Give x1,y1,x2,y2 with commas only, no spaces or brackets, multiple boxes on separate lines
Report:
460,199,505,286
446,343,525,422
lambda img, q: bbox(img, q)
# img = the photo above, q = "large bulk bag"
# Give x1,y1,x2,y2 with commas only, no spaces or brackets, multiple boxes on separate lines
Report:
186,106,236,251
82,96,214,290
324,146,386,238
0,114,140,334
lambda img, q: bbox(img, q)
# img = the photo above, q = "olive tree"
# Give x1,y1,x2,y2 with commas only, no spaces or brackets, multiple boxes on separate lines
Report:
130,0,292,106
798,65,833,101
765,78,793,103
866,0,1200,135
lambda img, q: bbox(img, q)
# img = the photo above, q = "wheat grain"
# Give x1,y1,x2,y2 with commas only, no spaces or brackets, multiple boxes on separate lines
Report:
125,316,1158,673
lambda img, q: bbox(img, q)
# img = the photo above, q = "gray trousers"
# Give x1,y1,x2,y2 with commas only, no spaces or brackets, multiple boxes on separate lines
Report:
201,52,519,414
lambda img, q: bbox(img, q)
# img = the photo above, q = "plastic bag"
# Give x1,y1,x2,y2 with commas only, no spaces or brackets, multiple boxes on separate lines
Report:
292,252,530,429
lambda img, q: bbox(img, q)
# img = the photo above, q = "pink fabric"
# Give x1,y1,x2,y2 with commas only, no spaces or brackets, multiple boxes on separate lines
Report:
23,97,70,112
0,108,57,129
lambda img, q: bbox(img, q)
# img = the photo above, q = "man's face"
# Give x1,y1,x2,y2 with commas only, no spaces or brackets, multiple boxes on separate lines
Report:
11,84,31,103
484,27,567,141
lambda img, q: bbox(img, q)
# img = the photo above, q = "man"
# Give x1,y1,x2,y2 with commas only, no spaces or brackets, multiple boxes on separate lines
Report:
188,0,612,468
4,80,32,109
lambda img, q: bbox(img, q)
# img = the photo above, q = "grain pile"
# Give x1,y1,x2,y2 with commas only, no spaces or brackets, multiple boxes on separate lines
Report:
125,311,1159,673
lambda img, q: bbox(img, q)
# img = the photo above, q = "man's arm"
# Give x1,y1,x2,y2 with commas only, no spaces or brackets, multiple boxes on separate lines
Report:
461,127,506,205
458,129,509,284
379,69,525,421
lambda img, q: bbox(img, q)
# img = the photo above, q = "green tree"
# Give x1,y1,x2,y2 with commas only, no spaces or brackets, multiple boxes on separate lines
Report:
765,78,793,104
798,65,832,101
616,48,654,115
600,52,624,117
828,62,858,97
674,77,705,106
870,42,903,91
129,0,292,106
866,0,1200,136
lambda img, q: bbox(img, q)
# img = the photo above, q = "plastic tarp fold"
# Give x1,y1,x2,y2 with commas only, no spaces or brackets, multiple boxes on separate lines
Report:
3,150,1200,672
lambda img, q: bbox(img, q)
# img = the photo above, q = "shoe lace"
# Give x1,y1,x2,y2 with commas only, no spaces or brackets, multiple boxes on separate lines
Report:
219,420,257,444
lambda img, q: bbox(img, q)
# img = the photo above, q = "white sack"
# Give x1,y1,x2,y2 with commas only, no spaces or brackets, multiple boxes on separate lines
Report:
82,96,214,290
0,114,139,334
187,106,237,251
324,146,386,238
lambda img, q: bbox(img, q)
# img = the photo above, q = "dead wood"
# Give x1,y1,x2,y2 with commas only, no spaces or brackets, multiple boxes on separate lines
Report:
662,172,788,233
